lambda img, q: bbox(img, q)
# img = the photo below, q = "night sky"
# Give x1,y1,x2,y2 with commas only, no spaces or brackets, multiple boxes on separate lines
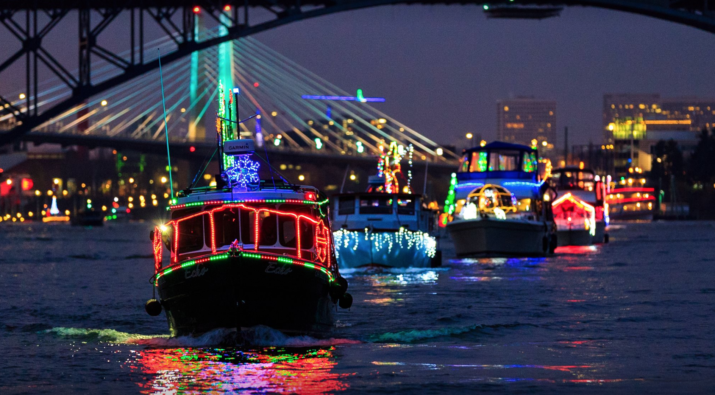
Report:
2,5,715,147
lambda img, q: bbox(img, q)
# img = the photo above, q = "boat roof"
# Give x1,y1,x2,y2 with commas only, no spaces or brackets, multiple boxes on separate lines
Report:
332,192,422,199
463,141,536,155
171,181,321,208
552,166,595,174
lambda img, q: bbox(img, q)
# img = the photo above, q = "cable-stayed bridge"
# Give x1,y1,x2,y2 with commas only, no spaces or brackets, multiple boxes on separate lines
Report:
1,32,459,167
2,0,715,147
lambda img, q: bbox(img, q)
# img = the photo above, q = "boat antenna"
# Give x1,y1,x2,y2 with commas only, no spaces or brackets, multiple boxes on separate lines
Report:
423,159,429,196
340,164,350,193
188,147,218,190
158,50,174,198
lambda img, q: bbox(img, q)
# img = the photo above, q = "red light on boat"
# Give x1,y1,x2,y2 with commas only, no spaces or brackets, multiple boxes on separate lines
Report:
126,208,131,213
305,192,316,201
253,82,259,88
192,6,200,13
189,146,196,152
224,4,231,11
21,178,33,191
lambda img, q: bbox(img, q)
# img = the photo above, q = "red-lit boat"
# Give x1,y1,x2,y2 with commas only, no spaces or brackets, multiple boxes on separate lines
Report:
550,167,609,245
146,85,349,337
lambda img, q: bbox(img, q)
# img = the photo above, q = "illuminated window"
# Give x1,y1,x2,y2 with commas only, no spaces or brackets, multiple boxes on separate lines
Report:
359,198,393,214
522,152,537,172
489,151,519,171
469,151,488,172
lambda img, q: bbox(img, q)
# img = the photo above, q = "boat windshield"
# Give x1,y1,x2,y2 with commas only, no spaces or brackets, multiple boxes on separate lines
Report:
458,149,537,174
551,170,595,191
460,185,517,220
359,197,393,214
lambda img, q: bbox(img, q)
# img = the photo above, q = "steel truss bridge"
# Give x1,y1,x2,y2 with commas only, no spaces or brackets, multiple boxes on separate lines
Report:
1,0,714,151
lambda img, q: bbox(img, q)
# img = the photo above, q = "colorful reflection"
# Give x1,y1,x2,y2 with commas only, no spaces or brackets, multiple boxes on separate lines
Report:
127,346,350,394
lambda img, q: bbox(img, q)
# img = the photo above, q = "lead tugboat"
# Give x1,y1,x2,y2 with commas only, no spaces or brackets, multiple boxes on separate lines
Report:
145,84,350,337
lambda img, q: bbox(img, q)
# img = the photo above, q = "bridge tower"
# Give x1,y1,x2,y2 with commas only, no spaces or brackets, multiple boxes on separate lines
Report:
218,8,235,126
188,12,207,143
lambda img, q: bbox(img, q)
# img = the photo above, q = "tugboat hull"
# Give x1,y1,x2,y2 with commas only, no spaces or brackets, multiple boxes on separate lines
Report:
447,218,550,257
156,255,335,337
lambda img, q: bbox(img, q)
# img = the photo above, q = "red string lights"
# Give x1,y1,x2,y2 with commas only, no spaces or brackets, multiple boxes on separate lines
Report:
156,203,331,273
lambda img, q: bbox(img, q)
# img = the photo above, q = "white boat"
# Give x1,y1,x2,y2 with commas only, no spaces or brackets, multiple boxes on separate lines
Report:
443,142,557,257
447,184,554,257
331,143,439,269
331,192,438,269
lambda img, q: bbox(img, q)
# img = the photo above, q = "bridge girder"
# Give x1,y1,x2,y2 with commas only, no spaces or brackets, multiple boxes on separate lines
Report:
1,0,714,146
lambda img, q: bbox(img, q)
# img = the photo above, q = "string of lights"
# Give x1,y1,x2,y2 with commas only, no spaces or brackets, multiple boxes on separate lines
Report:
333,228,437,260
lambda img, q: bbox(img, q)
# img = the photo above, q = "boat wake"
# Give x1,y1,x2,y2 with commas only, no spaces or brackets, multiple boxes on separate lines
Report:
369,322,535,343
43,327,168,343
44,325,360,348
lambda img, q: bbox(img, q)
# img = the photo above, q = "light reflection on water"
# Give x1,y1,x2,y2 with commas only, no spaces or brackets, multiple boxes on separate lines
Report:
128,346,350,394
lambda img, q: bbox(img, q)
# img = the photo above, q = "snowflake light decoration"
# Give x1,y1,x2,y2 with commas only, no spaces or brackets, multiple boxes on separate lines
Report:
226,154,260,188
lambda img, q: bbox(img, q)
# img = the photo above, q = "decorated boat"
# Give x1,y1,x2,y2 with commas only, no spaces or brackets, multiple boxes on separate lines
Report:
145,84,350,337
550,167,609,245
607,176,655,221
331,142,439,268
443,141,557,257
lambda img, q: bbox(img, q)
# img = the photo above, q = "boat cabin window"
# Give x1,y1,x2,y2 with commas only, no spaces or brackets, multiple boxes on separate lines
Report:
488,150,520,171
552,170,595,191
522,151,537,172
279,216,297,247
359,197,393,214
516,198,532,213
177,215,204,253
460,155,469,172
469,151,488,172
338,197,355,215
212,208,241,247
397,199,415,215
252,211,278,247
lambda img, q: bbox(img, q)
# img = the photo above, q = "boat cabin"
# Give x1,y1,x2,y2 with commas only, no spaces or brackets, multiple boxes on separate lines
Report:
156,187,332,269
331,193,434,232
458,142,539,180
550,167,597,192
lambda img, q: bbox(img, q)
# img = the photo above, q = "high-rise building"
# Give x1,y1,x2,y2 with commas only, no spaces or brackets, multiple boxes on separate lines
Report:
496,97,556,147
602,94,711,176
602,93,661,143
660,97,715,132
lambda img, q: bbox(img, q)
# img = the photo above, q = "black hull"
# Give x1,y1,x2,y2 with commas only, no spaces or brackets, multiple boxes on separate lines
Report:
156,256,336,337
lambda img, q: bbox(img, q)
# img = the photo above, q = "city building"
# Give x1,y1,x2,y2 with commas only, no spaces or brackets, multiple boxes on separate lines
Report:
602,93,661,144
497,97,556,148
660,97,715,132
602,94,710,177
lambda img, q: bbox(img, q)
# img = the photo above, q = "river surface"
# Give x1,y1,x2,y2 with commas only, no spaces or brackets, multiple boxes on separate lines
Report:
1,221,714,394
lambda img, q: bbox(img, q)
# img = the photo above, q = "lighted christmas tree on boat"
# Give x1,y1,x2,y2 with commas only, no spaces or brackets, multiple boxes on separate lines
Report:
145,83,350,337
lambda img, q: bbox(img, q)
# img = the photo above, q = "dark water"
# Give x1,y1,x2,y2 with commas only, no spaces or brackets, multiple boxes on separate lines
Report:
1,221,714,394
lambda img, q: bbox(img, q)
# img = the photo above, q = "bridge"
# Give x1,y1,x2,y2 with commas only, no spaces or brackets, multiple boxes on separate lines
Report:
1,0,715,148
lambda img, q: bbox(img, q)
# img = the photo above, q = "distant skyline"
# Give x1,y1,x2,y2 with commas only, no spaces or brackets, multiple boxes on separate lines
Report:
2,5,715,148
253,6,715,147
